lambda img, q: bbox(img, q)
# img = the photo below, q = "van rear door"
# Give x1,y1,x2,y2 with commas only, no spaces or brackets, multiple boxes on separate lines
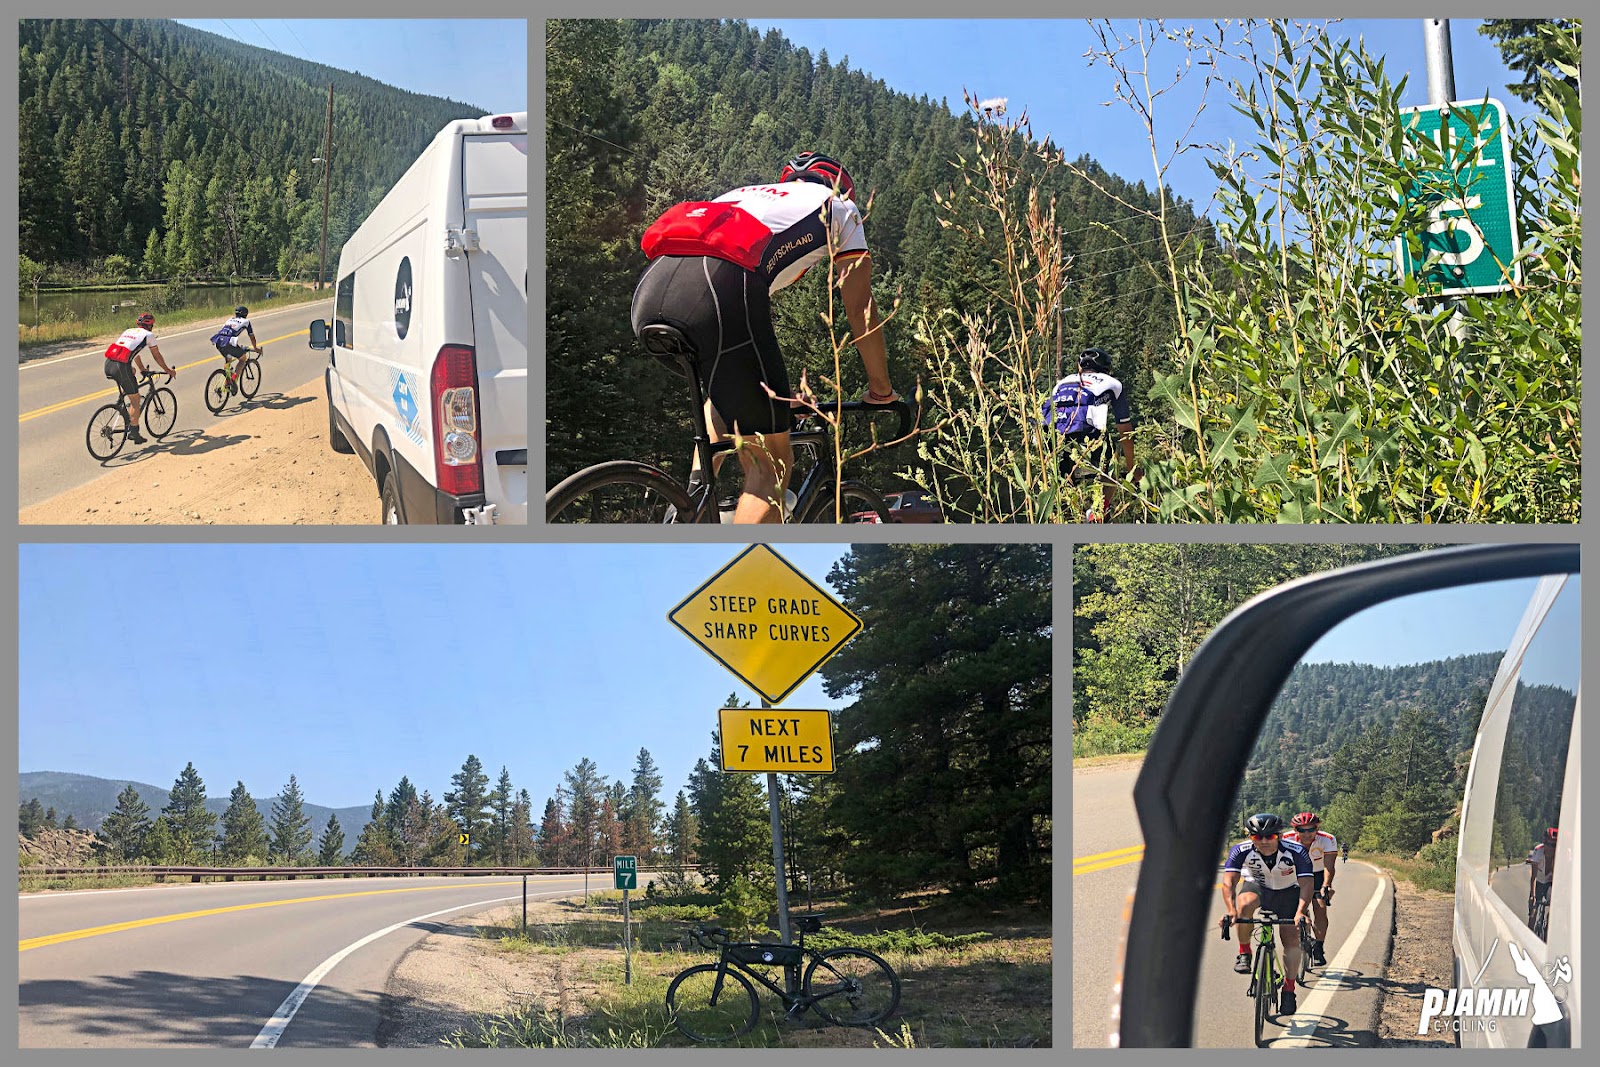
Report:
461,128,528,523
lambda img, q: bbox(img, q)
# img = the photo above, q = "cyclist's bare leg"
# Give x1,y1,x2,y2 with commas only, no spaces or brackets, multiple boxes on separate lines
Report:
1281,921,1302,981
1311,897,1329,943
125,387,142,426
692,400,733,485
733,430,792,524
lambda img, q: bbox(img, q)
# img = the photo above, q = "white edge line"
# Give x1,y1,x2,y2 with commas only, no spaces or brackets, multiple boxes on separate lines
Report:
249,889,571,1049
1276,860,1389,1047
21,302,327,370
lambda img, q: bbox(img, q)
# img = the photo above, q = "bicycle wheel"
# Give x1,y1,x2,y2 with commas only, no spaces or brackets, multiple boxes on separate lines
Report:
546,461,701,524
86,403,129,461
664,964,759,1043
803,947,901,1027
144,387,178,438
801,480,890,523
204,369,231,414
1254,943,1274,1047
1298,922,1312,983
239,357,262,399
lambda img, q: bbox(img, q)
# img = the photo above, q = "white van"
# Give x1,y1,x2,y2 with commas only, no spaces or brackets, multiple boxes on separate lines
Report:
1453,573,1580,1048
310,112,527,524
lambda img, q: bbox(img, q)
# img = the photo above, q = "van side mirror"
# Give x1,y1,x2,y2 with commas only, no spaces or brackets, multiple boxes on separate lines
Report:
1103,543,1579,1048
308,319,329,350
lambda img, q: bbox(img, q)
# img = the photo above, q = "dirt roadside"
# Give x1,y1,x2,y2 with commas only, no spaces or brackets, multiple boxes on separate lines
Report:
20,376,377,525
1375,878,1455,1048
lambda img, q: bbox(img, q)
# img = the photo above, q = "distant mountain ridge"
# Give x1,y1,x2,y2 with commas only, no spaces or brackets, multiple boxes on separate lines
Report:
18,771,367,855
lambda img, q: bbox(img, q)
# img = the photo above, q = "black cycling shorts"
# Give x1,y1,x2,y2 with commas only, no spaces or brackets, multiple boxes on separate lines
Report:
104,358,137,397
630,254,792,435
220,343,251,360
1058,429,1109,480
1240,882,1303,923
1534,880,1552,904
1312,869,1326,895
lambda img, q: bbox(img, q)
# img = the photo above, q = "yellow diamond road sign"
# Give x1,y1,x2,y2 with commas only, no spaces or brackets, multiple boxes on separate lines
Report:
720,708,835,773
669,544,862,704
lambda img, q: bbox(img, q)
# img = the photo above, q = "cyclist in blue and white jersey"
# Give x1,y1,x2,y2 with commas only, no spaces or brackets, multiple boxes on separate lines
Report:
1042,347,1138,482
1220,812,1314,1015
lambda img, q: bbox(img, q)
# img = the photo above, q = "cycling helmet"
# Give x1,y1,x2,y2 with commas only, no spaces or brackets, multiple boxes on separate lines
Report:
779,151,855,201
235,305,249,317
1246,813,1284,837
1079,347,1113,373
136,313,155,328
1545,827,1559,841
1291,812,1320,830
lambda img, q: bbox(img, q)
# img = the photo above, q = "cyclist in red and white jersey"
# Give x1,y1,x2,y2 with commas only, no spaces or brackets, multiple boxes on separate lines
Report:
1289,811,1339,966
102,312,177,444
631,151,899,523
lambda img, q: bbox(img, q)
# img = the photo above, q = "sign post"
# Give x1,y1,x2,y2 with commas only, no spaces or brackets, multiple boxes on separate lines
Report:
614,855,637,984
669,545,861,995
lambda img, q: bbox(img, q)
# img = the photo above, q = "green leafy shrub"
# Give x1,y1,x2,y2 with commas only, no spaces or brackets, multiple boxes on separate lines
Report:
1073,715,1158,757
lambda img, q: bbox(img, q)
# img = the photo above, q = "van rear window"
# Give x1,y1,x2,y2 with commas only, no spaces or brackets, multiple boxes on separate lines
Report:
335,273,355,348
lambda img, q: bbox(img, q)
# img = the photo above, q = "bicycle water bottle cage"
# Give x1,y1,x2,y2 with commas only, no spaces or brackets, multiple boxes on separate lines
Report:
639,324,698,379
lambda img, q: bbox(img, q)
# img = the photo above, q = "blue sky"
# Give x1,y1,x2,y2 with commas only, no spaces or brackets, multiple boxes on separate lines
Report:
19,544,856,811
175,19,527,114
747,18,1537,214
1301,574,1580,691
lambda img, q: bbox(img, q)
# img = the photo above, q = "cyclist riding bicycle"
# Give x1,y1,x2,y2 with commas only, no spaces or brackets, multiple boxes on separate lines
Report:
631,151,900,524
1043,346,1138,482
1289,811,1338,966
103,311,177,445
1528,826,1557,921
210,305,261,393
1220,812,1314,1015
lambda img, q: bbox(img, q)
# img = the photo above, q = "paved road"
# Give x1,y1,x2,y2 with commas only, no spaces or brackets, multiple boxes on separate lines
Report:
18,302,330,508
19,873,590,1048
1072,757,1393,1048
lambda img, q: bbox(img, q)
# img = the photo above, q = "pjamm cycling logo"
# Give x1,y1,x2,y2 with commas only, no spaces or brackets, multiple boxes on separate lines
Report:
1417,939,1572,1035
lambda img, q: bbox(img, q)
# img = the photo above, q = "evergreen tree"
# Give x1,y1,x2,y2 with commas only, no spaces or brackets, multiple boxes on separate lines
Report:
63,813,79,831
220,781,269,864
1478,20,1583,104
19,798,45,837
96,784,153,863
563,758,607,883
625,747,665,860
144,818,177,864
269,774,314,864
687,710,772,892
660,789,698,894
160,762,217,864
538,790,570,867
511,788,538,866
489,766,515,866
43,806,59,829
384,776,419,842
444,755,492,863
316,813,345,866
351,790,397,866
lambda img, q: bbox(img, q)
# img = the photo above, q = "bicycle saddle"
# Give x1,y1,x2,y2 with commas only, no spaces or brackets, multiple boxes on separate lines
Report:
638,323,699,377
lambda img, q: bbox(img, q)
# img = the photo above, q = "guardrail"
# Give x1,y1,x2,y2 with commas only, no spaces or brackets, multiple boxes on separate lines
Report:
18,864,698,883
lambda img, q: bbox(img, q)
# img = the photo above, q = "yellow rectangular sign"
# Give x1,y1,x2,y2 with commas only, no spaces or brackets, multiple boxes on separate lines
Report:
719,708,835,774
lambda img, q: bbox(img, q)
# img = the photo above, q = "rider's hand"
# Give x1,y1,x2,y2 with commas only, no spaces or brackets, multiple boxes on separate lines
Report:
1322,887,1334,903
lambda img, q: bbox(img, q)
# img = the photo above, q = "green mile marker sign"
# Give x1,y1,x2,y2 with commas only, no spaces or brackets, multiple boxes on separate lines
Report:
1395,98,1521,297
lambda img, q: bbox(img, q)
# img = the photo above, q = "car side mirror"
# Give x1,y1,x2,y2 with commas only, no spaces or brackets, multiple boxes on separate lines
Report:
1108,543,1579,1048
308,319,329,350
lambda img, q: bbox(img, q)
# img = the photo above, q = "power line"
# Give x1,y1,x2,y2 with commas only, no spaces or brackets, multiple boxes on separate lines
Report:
280,20,313,56
249,19,282,53
218,20,248,47
91,20,252,152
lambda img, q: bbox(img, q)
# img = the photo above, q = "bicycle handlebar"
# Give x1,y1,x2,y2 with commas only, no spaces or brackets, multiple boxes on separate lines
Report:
796,399,913,441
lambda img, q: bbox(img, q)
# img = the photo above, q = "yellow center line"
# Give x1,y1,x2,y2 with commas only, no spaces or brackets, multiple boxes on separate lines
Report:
19,877,521,952
1074,844,1146,865
18,328,311,424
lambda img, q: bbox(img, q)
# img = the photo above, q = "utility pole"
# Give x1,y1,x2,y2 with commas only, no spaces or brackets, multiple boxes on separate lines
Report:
763,699,794,991
316,82,333,291
1422,20,1469,345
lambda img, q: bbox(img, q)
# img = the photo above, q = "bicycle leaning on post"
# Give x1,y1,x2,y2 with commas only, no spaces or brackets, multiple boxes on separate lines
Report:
665,917,900,1042
1222,911,1306,1048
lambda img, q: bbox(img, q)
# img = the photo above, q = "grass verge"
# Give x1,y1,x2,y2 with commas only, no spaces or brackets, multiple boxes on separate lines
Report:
18,283,327,350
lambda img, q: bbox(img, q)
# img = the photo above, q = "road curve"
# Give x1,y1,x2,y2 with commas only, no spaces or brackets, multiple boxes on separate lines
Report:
19,872,591,1048
1072,756,1394,1048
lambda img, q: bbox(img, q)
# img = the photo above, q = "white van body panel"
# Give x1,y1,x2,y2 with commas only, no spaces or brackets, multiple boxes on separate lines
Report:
325,112,527,523
1453,574,1579,1048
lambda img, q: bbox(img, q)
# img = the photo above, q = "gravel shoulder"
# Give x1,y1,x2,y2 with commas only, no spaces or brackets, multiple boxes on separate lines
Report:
1376,877,1456,1048
19,376,375,524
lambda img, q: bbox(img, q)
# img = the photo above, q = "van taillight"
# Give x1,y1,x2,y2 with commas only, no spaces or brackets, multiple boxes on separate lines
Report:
431,345,483,496
492,115,514,129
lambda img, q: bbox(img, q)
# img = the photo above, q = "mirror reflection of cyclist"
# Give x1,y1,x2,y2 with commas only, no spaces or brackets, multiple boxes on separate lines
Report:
102,312,177,444
1289,811,1338,966
1042,348,1139,510
631,151,899,524
1528,826,1556,921
1220,812,1314,1015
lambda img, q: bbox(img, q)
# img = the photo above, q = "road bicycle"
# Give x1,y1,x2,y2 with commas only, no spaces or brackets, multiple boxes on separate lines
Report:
1223,911,1305,1048
204,346,263,414
85,370,177,460
665,917,900,1043
546,324,912,523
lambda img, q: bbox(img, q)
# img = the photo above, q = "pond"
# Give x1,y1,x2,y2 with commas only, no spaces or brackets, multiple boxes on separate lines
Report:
17,283,279,328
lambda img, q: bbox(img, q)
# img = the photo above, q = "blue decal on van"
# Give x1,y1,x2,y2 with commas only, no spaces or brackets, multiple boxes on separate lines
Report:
389,369,425,445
